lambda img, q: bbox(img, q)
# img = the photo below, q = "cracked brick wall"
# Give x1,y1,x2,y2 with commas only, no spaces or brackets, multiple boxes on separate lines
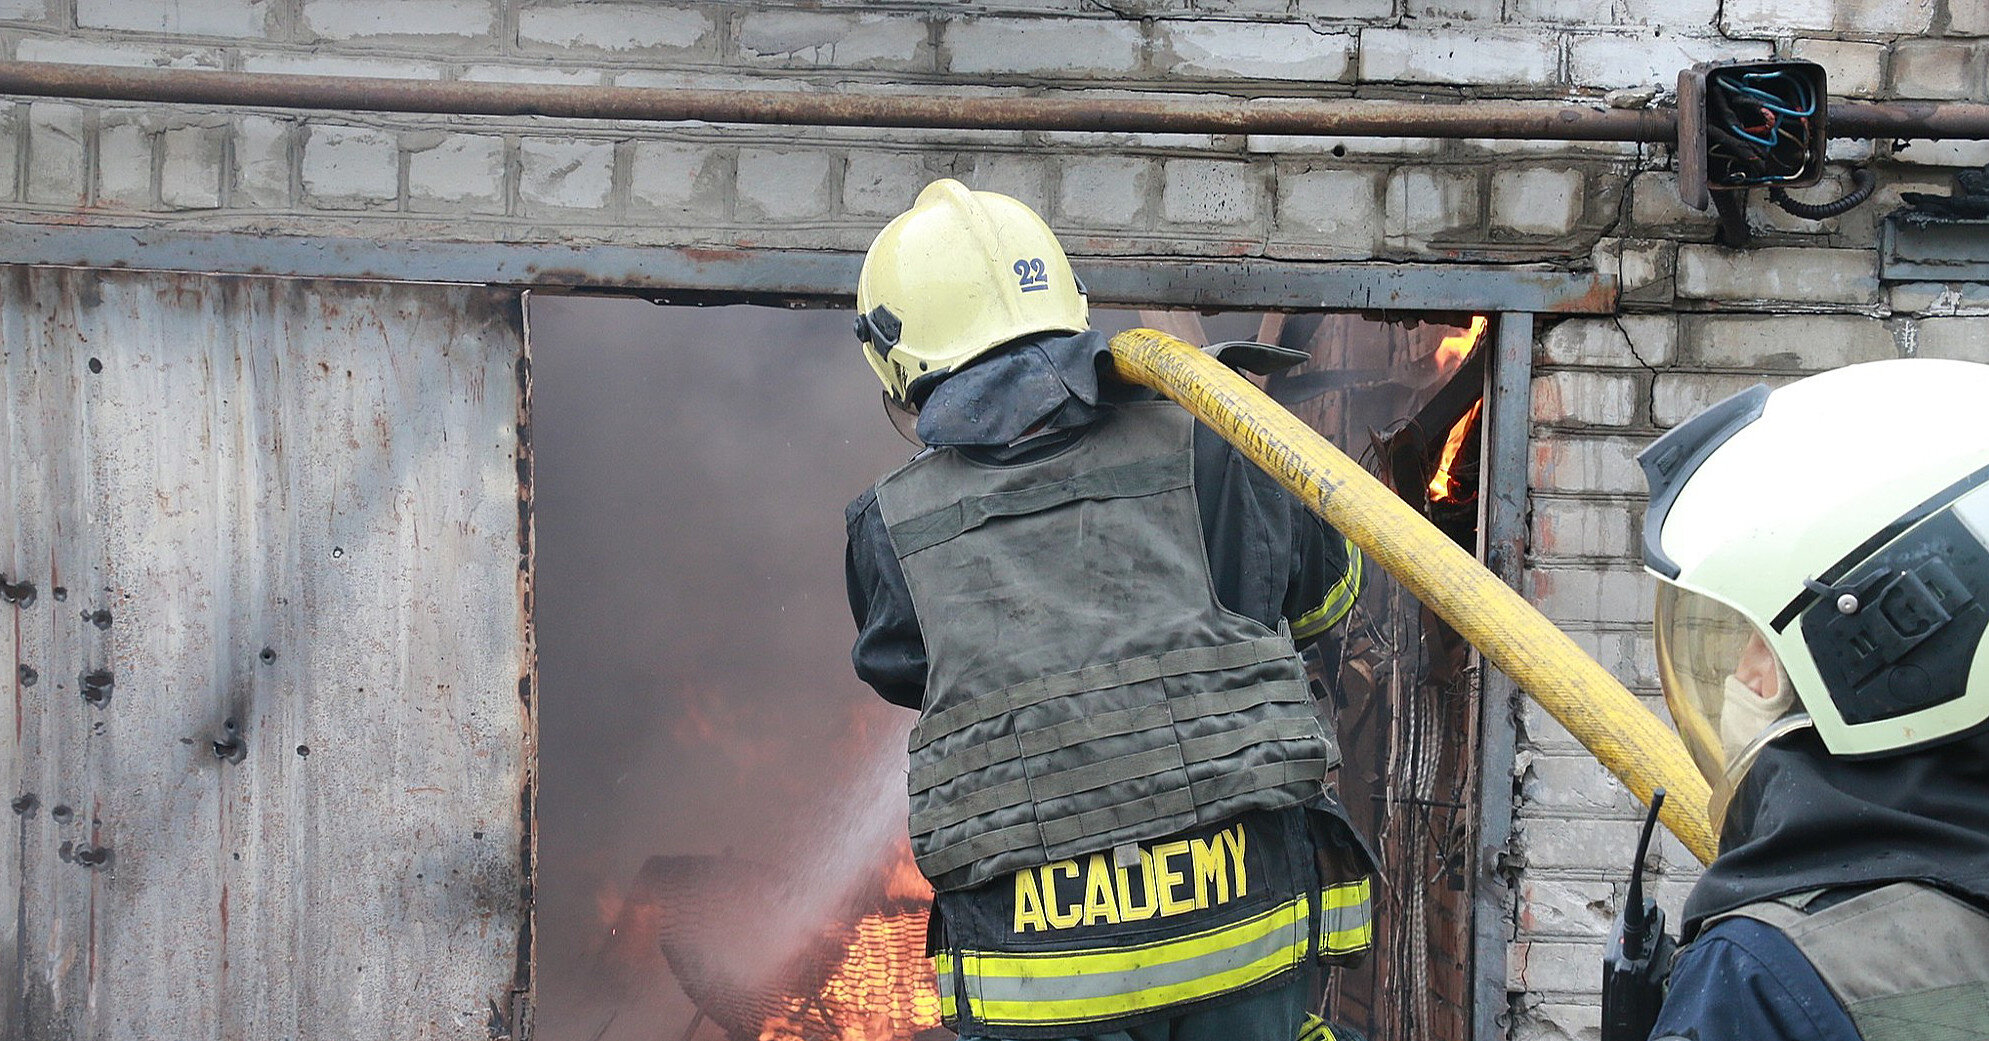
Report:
3,2,1987,1039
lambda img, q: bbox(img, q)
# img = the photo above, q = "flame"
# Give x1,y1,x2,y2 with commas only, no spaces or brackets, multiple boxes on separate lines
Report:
1427,400,1483,504
1433,315,1489,372
757,905,942,1041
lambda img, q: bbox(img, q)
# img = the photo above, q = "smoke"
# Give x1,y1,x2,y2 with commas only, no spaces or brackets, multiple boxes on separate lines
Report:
528,295,916,1041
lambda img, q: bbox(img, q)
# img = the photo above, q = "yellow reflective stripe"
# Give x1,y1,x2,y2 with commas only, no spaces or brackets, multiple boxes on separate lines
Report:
1299,1012,1337,1041
960,894,1311,1025
1293,539,1363,639
1319,877,1374,956
933,953,957,1019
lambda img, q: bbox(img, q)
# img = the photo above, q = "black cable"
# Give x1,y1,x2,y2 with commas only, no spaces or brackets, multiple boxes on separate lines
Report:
1769,167,1878,220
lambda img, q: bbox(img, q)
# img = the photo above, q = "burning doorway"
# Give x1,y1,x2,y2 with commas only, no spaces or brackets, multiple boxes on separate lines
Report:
529,296,1497,1041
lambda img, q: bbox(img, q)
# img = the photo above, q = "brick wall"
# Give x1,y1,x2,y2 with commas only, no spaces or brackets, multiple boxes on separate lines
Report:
4,2,1988,1037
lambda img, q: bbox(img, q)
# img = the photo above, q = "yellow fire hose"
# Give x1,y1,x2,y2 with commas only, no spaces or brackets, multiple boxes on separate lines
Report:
1106,328,1718,865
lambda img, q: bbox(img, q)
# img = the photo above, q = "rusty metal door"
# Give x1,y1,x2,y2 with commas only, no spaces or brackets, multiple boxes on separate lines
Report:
0,268,534,1041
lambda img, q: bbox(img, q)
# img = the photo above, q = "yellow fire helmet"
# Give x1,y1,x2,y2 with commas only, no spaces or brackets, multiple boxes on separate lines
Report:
854,179,1089,409
1638,358,1989,829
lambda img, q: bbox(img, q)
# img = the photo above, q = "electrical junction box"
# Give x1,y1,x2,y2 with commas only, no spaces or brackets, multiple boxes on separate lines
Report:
1678,60,1829,211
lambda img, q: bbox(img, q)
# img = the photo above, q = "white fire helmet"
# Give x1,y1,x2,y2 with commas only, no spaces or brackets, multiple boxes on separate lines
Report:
853,179,1089,410
1639,358,1989,830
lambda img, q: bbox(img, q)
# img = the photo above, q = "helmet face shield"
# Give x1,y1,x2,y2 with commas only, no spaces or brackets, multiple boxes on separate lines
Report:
1656,584,1810,821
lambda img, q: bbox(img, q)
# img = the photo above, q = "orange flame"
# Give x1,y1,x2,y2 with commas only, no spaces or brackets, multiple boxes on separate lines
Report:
1433,315,1489,372
757,906,942,1041
1427,400,1483,503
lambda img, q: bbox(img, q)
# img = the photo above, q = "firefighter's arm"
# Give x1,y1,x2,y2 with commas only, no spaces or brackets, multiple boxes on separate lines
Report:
845,489,927,709
1288,512,1364,644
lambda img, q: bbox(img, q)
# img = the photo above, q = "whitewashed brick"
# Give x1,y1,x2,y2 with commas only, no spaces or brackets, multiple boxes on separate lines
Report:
1517,877,1619,939
1361,28,1561,85
1912,318,1989,362
1892,39,1988,100
1593,238,1679,303
1512,939,1615,996
301,124,398,208
1514,1002,1604,1041
1629,171,1718,233
303,0,496,40
232,115,290,207
406,133,504,213
26,102,86,207
1059,156,1153,228
844,152,930,219
1531,371,1638,426
739,10,929,69
1161,159,1266,227
0,0,46,17
1531,435,1653,495
1385,166,1480,244
518,3,715,56
0,109,15,202
460,65,602,86
1541,315,1676,368
1294,0,1397,19
1676,245,1879,305
1953,1,1989,35
1568,32,1771,89
1517,817,1642,873
241,52,445,79
1156,20,1353,81
1892,139,1989,166
1790,38,1884,98
1492,167,1583,236
15,36,224,68
77,0,269,36
1889,282,1989,314
1680,313,1896,369
1722,0,1933,35
1247,134,1444,157
519,138,614,213
1276,167,1383,255
1652,371,1798,427
944,17,1145,77
961,154,1053,214
1522,755,1637,814
161,125,223,209
628,142,727,216
1510,0,1719,26
1410,0,1503,21
1568,629,1663,689
736,148,834,222
1531,498,1639,560
97,122,153,209
1528,566,1654,627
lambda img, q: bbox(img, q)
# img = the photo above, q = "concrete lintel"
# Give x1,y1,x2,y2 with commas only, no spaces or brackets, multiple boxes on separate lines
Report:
0,224,1619,314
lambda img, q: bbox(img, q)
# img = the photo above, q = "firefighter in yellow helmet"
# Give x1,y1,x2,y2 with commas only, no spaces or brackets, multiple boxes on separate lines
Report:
1606,359,1989,1041
844,179,1376,1041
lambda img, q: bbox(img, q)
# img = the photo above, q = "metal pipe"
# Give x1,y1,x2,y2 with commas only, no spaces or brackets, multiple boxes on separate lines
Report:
4,61,1987,142
1106,326,1721,864
0,60,1676,140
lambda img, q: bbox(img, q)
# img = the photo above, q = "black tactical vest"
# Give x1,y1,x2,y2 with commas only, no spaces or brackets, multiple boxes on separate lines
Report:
873,402,1337,892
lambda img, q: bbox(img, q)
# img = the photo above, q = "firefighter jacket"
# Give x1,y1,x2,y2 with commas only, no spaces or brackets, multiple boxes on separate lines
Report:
1652,882,1989,1041
847,383,1372,1037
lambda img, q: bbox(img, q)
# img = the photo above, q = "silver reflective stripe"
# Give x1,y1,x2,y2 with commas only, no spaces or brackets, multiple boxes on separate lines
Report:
958,896,1310,1024
1318,878,1374,955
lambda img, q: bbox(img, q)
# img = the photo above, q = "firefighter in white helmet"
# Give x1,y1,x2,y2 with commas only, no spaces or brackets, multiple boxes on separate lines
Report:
844,179,1376,1041
1622,358,1989,1041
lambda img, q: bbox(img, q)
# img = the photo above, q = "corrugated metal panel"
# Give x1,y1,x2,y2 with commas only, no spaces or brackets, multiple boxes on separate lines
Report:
0,268,532,1041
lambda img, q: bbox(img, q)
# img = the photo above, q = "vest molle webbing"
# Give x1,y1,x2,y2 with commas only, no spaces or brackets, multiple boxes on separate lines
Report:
874,403,1337,892
1710,882,1989,1041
